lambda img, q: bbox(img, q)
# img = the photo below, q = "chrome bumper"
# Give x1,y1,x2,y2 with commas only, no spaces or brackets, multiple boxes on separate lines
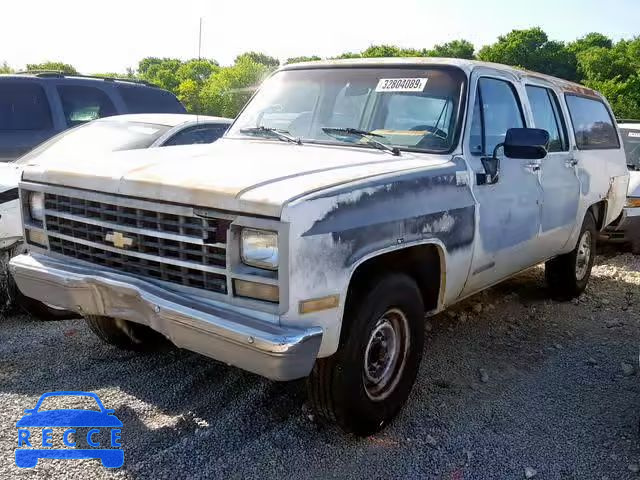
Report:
9,254,322,381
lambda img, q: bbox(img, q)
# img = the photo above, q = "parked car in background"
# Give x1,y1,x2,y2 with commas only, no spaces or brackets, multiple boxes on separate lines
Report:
601,121,640,253
10,58,629,435
0,72,186,162
0,113,231,317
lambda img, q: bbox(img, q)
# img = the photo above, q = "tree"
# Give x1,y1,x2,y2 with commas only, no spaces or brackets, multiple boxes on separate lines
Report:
176,59,219,112
285,55,321,64
361,45,422,57
234,52,279,69
200,57,269,117
568,32,613,54
424,40,475,59
26,61,78,75
137,57,183,91
477,27,578,81
0,61,12,74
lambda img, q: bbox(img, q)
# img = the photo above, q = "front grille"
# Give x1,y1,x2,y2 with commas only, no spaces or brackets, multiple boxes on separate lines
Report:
43,193,232,295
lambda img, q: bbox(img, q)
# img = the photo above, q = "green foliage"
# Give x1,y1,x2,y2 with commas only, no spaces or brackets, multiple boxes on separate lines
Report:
424,40,475,59
0,61,12,74
584,75,640,120
285,56,321,64
200,57,269,117
235,52,280,68
26,61,78,75
477,27,578,81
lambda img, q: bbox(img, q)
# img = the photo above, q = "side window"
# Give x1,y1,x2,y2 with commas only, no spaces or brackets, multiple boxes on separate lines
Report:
565,95,619,150
0,82,52,130
163,124,229,146
525,86,568,152
57,85,117,126
118,85,186,114
470,77,524,156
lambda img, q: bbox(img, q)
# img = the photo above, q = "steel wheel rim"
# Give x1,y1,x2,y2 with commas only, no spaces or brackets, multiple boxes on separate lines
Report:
363,308,410,401
575,230,592,281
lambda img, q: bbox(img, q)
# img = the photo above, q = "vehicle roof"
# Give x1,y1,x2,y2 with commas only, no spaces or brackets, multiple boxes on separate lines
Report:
281,57,602,98
619,123,640,130
94,113,233,127
0,72,155,87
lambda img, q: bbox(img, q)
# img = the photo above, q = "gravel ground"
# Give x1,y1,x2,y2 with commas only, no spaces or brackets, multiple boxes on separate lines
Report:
0,251,639,479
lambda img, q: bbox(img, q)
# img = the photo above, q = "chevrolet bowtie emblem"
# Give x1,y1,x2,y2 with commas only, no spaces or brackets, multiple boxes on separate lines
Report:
105,231,134,249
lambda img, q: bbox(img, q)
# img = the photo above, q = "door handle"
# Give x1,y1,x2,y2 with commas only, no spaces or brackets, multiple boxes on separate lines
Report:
524,163,540,173
565,158,578,167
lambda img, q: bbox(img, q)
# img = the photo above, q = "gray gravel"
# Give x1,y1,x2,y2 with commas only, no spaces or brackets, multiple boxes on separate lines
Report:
1,252,639,479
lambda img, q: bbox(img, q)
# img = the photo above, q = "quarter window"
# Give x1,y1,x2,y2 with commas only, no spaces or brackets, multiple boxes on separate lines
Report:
470,77,525,156
565,95,619,150
0,82,52,130
526,85,568,152
57,85,117,126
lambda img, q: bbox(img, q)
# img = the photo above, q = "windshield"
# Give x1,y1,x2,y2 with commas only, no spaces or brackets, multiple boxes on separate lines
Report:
621,128,640,169
15,119,172,164
227,67,466,153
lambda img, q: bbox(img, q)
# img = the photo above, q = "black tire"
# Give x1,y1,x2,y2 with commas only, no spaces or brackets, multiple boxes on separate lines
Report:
307,273,425,436
85,315,170,351
17,293,80,321
545,211,597,300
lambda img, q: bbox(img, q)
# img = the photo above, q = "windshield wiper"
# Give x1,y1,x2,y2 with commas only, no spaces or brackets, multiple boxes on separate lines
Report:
322,127,400,156
239,126,302,145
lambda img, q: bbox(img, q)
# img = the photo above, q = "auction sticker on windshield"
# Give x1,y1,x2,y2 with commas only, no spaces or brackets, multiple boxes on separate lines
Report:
376,78,428,92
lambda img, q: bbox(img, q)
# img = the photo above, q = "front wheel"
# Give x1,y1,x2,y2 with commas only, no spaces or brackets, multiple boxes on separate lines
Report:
306,273,425,436
85,315,170,351
545,211,596,300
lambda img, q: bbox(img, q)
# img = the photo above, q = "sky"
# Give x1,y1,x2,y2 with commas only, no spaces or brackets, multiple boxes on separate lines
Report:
1,0,639,73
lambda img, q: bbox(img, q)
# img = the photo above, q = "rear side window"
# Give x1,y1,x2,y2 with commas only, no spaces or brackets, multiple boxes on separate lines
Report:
526,86,568,152
118,85,186,114
163,124,229,146
57,85,117,126
470,77,525,156
0,82,52,130
565,95,619,150
621,128,640,168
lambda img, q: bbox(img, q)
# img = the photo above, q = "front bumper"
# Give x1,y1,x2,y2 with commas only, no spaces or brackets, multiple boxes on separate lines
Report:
601,207,640,243
9,253,322,381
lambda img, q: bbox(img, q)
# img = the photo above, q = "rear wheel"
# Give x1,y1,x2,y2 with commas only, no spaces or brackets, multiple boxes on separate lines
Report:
545,211,596,300
85,315,169,351
307,273,425,436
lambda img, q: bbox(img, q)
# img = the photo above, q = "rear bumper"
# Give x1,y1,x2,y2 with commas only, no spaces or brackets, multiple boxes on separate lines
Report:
9,253,322,381
601,207,640,243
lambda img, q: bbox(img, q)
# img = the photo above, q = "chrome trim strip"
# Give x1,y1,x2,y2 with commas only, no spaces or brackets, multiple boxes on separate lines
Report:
46,231,228,276
44,210,224,247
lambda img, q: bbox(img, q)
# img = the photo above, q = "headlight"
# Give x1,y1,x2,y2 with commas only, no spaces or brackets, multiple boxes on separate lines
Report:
626,197,640,208
241,228,278,270
28,192,45,222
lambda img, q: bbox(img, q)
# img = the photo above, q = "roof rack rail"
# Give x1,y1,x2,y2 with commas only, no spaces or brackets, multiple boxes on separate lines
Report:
12,71,156,87
618,119,640,123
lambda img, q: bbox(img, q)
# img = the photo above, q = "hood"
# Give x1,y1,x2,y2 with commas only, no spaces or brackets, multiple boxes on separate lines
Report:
21,139,449,217
628,170,640,198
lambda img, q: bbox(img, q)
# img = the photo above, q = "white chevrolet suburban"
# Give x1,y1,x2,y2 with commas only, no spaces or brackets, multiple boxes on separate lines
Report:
10,59,629,435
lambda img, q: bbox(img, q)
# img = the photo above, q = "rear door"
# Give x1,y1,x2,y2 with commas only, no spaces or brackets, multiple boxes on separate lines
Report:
0,80,57,161
525,83,580,252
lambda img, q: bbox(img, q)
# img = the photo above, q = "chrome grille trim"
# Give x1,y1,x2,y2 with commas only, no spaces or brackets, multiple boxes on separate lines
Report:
42,192,233,295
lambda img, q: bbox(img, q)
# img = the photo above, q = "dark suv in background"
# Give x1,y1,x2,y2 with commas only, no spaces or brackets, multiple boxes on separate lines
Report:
0,72,186,161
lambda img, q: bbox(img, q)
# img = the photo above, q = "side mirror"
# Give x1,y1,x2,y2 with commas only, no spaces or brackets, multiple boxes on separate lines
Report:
503,128,550,159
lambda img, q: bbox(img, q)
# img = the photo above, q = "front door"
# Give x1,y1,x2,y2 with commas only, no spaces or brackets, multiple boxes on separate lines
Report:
525,84,580,253
462,74,543,296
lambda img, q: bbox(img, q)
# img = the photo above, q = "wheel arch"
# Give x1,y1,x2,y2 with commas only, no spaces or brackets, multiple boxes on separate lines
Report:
342,240,447,326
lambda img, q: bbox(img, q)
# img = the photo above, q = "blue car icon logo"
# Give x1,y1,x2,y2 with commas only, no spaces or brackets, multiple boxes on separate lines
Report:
16,391,123,468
